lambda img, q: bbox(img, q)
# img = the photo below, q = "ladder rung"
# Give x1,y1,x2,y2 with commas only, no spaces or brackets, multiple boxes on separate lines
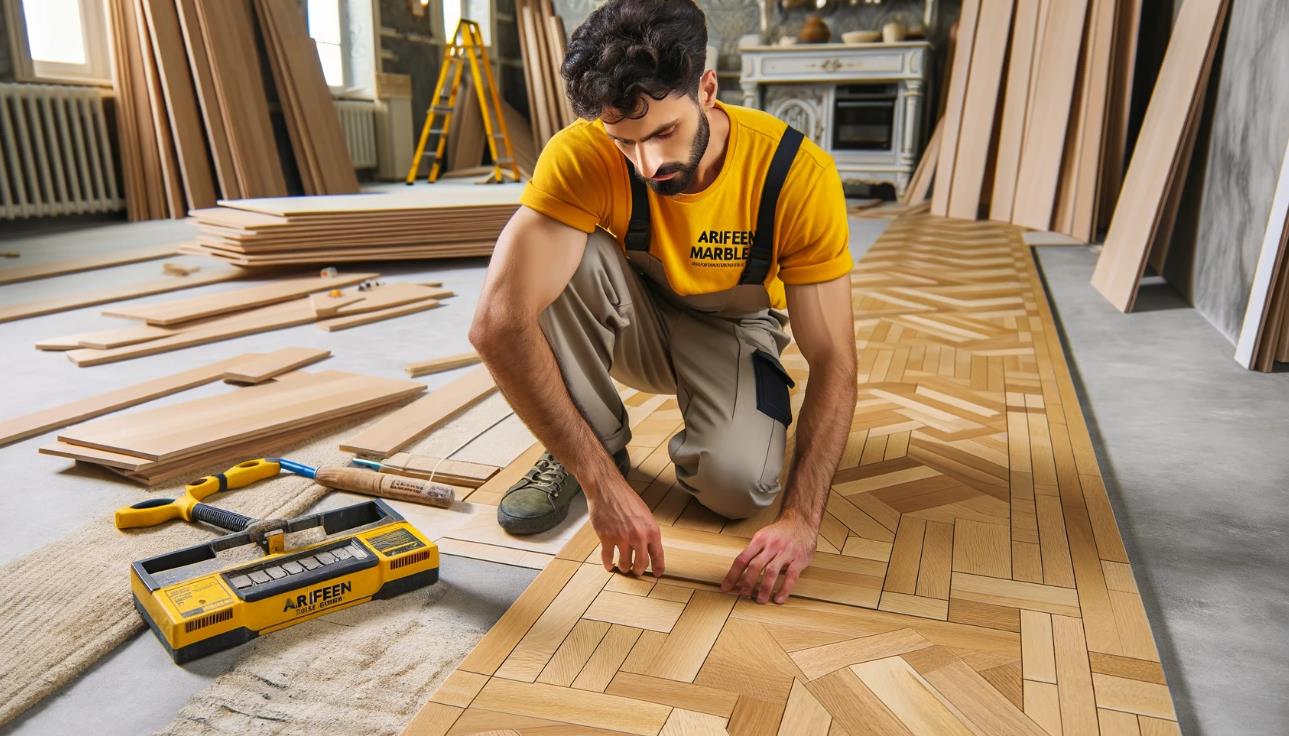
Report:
429,128,447,136
494,158,514,165
433,105,455,114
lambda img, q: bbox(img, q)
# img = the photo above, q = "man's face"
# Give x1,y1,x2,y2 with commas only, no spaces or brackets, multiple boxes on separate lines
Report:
602,94,711,196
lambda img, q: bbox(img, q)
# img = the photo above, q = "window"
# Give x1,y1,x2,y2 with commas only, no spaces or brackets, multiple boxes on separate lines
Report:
308,0,347,88
6,0,112,84
442,0,491,46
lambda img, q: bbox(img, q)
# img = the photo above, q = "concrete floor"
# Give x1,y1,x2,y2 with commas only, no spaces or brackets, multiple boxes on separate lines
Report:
0,209,1283,734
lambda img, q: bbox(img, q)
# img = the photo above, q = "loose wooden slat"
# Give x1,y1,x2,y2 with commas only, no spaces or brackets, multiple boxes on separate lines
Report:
173,0,239,198
140,0,217,210
945,0,1015,219
66,298,319,366
0,266,245,324
222,347,330,383
378,453,499,487
1090,0,1229,311
989,0,1042,222
59,371,425,461
339,365,497,456
0,355,253,448
253,0,359,194
102,272,377,324
37,324,175,351
930,0,981,218
1010,0,1090,230
405,352,482,377
0,244,177,286
191,0,287,197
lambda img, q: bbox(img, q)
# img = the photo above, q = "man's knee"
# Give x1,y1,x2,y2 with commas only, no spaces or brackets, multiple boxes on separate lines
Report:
676,445,783,520
565,229,626,296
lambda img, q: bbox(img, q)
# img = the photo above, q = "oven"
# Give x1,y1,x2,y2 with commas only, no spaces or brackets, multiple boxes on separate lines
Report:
832,83,898,152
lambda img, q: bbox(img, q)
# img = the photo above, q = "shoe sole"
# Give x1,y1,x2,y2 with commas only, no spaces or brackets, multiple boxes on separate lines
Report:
496,494,575,536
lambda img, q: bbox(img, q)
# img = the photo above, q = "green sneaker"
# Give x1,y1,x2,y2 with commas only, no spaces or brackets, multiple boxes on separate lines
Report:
497,448,631,535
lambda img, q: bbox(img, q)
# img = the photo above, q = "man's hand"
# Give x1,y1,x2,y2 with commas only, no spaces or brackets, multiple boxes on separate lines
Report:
721,515,816,604
591,477,666,577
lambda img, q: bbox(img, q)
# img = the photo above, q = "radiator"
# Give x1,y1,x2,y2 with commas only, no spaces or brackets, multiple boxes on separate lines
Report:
334,99,378,170
0,83,123,219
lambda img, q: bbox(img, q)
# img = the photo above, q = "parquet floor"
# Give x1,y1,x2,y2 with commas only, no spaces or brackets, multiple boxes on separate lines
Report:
403,215,1178,736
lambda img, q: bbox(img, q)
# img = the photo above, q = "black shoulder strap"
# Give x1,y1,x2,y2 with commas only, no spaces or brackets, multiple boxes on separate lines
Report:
623,159,651,252
739,125,804,285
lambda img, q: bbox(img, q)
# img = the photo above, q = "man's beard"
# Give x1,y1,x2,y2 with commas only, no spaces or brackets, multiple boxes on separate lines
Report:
641,108,710,196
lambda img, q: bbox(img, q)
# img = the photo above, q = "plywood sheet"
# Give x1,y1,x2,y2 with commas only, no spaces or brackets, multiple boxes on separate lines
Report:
1010,0,1090,230
1090,0,1230,311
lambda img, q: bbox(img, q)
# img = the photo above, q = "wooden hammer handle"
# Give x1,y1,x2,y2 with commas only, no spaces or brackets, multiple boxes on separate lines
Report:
315,466,455,508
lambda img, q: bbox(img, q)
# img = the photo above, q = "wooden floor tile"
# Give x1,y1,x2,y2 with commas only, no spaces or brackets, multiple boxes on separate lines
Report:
403,215,1177,736
471,678,672,735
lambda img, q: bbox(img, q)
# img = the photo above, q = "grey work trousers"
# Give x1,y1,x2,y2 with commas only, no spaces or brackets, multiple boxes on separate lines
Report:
538,229,794,519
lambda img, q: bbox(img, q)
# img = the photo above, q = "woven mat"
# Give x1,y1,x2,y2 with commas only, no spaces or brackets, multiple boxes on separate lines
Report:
153,576,490,735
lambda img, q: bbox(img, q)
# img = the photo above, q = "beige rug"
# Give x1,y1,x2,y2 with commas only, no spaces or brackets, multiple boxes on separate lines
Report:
154,578,489,736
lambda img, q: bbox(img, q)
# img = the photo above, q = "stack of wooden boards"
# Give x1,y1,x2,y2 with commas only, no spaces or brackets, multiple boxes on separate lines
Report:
442,73,539,178
930,0,1145,235
922,0,1229,315
181,189,521,266
516,0,578,148
1235,136,1289,372
108,0,357,221
34,272,455,366
42,368,425,485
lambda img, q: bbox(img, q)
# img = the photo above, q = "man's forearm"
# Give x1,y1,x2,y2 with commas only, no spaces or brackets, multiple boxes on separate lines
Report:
473,317,621,498
778,358,857,529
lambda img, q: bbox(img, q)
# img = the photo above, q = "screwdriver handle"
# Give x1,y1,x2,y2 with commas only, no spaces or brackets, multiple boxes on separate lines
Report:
315,466,455,508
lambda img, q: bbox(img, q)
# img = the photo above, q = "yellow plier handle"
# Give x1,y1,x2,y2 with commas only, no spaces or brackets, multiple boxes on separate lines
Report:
114,458,282,530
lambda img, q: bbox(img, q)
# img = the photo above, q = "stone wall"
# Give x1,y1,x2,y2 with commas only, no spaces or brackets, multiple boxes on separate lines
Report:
1162,1,1289,344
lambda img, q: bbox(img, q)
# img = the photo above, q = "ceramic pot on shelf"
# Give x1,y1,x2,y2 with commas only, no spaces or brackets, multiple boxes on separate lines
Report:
799,14,831,43
882,20,906,43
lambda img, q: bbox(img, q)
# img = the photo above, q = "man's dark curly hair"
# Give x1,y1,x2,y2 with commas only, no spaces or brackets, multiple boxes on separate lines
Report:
560,0,708,122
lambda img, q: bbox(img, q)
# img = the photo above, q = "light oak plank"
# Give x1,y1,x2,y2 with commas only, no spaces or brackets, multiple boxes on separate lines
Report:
536,619,609,686
471,678,672,736
792,628,932,680
1051,615,1099,736
222,346,330,383
570,624,642,692
1091,673,1176,720
606,672,738,718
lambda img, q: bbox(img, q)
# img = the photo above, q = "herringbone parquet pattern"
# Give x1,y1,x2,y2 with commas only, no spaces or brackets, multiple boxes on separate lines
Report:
404,215,1177,736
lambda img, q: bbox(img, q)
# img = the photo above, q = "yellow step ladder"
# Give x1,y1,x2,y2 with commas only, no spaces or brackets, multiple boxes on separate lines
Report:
405,19,521,185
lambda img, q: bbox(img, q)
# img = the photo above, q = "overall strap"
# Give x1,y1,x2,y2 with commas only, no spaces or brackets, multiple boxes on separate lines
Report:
739,125,804,286
623,159,651,252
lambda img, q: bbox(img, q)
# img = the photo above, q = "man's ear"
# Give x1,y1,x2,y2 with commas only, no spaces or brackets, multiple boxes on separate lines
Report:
698,69,719,109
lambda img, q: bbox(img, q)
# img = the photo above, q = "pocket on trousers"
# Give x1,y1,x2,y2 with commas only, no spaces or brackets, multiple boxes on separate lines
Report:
751,349,795,427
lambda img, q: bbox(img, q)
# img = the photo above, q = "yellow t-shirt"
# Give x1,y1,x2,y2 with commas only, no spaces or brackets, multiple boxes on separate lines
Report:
519,100,852,309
